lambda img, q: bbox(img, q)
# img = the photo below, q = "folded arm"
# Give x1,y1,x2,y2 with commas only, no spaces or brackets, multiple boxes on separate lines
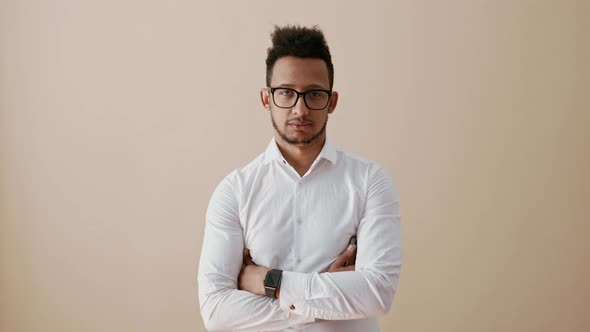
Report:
198,166,402,329
197,174,312,331
237,166,403,321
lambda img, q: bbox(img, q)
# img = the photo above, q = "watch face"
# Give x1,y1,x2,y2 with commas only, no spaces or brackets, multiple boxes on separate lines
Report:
265,269,282,287
266,272,280,286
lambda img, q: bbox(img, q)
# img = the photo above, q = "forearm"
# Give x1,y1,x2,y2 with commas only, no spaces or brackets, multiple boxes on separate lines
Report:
199,284,312,331
199,239,313,330
278,264,400,321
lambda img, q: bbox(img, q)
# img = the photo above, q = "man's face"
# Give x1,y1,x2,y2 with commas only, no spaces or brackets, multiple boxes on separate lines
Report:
261,56,338,146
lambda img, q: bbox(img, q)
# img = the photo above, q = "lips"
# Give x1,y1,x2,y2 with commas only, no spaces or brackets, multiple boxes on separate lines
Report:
288,122,312,131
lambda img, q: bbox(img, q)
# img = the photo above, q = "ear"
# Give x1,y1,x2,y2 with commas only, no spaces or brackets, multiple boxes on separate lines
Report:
260,88,271,112
327,91,339,114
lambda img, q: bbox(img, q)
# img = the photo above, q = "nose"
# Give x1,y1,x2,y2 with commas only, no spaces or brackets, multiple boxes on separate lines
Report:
291,95,310,116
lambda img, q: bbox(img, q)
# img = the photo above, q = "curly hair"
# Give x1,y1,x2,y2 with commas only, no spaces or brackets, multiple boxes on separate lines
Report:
265,25,334,89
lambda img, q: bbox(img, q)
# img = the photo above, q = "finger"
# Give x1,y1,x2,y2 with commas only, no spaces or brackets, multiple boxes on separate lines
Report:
345,249,357,267
244,253,254,265
344,236,357,267
348,236,357,247
334,265,355,273
331,244,356,269
243,248,256,266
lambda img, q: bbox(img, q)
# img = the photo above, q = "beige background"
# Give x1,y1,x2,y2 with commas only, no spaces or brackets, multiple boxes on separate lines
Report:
1,0,589,331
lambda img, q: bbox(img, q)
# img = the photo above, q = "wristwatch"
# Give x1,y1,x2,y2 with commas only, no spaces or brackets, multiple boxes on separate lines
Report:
264,269,282,299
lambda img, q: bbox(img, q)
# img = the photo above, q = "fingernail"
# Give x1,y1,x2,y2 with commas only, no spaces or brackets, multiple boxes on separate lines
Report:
347,244,355,251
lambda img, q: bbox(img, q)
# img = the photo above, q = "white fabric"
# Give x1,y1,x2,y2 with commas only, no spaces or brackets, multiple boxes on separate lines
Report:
198,137,402,331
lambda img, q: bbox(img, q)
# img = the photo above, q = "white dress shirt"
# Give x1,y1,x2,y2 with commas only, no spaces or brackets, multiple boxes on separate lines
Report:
198,137,402,331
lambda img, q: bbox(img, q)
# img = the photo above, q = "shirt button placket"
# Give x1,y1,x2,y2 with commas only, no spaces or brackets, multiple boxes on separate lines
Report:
293,178,303,269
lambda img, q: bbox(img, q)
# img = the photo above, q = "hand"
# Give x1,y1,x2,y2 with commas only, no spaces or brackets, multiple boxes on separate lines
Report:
327,239,357,272
238,249,270,296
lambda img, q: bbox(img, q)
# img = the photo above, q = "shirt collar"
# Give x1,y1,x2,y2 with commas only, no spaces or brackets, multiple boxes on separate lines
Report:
263,137,338,165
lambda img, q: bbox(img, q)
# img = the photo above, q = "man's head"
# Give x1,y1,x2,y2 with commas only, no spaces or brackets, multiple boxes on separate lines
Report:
265,25,334,89
260,25,338,146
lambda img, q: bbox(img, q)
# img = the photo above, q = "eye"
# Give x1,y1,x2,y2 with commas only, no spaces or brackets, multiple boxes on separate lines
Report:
278,89,293,96
307,91,325,98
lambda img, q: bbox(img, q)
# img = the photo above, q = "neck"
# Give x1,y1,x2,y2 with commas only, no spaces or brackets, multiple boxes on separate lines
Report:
275,134,326,176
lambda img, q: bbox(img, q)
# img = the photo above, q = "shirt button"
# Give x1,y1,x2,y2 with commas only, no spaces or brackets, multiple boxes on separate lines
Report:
290,304,296,310
296,219,302,224
296,258,301,264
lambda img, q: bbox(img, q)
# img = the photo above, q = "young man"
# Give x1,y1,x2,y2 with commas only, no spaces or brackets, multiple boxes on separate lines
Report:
198,25,402,331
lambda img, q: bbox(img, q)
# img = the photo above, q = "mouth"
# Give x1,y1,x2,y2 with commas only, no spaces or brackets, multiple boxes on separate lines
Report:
288,122,312,130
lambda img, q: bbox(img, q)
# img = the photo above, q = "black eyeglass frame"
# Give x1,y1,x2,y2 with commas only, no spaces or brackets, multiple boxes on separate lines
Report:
268,87,333,110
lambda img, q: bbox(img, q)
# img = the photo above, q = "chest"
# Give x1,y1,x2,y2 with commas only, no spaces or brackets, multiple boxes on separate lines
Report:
238,169,365,272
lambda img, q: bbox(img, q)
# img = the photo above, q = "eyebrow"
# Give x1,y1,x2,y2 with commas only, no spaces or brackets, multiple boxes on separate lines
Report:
274,83,330,90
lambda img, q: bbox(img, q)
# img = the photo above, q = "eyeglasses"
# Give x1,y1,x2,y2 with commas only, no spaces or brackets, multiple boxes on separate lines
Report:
269,87,332,110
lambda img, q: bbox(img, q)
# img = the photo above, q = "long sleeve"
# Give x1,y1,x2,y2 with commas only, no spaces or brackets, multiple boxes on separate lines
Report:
278,166,402,320
197,174,313,331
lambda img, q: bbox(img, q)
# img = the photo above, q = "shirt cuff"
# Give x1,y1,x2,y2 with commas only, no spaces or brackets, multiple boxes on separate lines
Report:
279,271,311,318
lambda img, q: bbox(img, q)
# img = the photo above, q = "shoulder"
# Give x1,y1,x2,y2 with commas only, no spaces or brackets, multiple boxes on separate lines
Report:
207,153,265,216
213,151,266,193
333,144,398,200
334,144,390,179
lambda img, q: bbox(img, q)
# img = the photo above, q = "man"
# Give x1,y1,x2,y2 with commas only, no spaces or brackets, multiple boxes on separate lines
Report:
198,25,402,331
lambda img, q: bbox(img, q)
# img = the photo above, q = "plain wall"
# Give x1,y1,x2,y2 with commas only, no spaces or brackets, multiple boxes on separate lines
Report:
1,0,589,331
